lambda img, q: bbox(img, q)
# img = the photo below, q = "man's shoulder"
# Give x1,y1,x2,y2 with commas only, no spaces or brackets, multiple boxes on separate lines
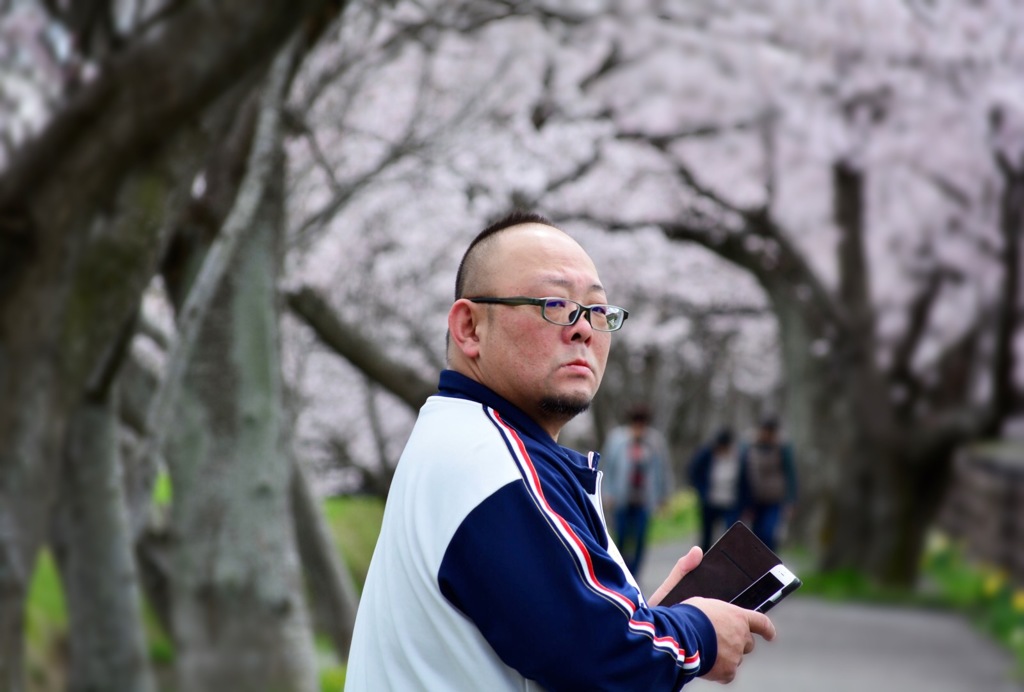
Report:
411,395,503,451
391,397,526,516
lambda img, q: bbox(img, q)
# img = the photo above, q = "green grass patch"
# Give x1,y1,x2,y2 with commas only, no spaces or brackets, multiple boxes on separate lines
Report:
648,490,699,544
152,472,173,507
320,664,346,690
922,532,1024,673
796,565,925,605
25,550,67,690
22,485,385,688
322,494,385,590
25,550,66,642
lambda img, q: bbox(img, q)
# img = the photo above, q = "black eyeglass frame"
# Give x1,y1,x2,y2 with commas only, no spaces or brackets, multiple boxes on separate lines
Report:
467,296,629,332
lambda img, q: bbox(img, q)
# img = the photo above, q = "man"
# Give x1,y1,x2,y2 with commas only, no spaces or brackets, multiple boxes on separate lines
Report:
738,417,798,553
345,212,775,690
601,403,670,576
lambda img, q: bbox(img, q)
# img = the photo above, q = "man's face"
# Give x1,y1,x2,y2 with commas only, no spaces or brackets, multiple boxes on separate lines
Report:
460,224,612,436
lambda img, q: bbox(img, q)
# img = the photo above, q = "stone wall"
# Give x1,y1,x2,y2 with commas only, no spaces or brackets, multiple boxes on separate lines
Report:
938,443,1024,585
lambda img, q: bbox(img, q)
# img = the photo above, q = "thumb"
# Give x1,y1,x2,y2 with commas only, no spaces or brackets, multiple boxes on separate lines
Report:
648,546,703,606
675,545,703,575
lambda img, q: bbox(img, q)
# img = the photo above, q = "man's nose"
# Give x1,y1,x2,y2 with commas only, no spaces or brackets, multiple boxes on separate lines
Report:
567,308,593,342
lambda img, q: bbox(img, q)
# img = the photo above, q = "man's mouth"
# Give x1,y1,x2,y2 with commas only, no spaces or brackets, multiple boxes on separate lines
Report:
562,359,592,375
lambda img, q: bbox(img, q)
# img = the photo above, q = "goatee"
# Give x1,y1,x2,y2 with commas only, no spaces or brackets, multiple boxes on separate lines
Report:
539,395,591,420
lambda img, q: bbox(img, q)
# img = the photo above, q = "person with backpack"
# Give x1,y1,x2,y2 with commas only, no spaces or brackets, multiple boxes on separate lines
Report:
737,417,798,552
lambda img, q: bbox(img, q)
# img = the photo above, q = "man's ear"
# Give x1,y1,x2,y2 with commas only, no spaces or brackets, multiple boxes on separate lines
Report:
448,299,483,359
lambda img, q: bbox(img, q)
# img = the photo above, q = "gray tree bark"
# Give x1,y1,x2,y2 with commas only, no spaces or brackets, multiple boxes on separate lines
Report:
0,3,335,686
50,382,156,692
162,40,317,690
291,459,360,661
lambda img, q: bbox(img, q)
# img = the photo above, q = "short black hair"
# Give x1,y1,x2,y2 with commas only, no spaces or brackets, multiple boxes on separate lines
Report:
454,210,555,299
714,428,734,447
627,403,652,425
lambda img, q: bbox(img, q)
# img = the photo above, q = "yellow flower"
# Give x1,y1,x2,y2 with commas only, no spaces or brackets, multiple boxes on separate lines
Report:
927,532,949,553
1013,590,1024,613
983,571,1006,597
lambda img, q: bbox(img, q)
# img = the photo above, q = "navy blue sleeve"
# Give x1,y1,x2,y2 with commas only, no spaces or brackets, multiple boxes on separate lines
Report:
438,481,717,691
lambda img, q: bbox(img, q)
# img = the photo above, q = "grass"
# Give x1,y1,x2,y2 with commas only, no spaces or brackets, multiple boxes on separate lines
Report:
22,485,387,692
921,532,1024,674
25,550,66,691
649,490,700,543
321,494,385,591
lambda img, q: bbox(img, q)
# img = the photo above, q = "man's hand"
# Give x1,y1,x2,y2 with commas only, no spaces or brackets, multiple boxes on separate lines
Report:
646,545,703,607
686,597,776,683
644,545,777,683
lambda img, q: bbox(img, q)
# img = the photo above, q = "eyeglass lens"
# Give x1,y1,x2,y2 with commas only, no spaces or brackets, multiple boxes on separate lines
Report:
542,299,624,331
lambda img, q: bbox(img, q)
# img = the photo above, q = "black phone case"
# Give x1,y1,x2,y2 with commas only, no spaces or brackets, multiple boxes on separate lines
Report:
662,521,798,607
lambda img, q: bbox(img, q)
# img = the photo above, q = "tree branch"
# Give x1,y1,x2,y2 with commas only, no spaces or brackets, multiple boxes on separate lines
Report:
0,0,334,254
887,267,945,411
140,34,302,460
285,286,436,411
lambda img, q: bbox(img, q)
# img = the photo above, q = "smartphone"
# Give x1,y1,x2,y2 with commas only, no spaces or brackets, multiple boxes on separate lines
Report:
729,563,801,613
662,522,801,611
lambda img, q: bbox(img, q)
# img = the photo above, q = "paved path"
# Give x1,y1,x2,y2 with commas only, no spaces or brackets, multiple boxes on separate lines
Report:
639,539,1024,692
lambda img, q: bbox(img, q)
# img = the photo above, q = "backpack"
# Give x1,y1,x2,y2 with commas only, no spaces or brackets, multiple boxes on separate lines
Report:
747,444,786,505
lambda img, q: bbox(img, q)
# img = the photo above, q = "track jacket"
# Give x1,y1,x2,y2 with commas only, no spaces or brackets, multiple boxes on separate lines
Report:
345,370,717,691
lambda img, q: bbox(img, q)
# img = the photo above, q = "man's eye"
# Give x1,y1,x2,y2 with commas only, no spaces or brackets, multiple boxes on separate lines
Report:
544,299,568,309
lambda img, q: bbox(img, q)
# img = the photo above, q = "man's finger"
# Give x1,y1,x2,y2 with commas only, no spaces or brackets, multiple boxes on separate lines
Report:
748,611,777,641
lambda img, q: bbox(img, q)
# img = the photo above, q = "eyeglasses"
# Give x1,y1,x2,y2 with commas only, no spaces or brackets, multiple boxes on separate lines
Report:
468,296,629,332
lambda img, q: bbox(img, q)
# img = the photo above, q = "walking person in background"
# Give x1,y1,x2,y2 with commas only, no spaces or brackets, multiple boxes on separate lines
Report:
689,428,741,551
601,404,671,576
738,417,798,552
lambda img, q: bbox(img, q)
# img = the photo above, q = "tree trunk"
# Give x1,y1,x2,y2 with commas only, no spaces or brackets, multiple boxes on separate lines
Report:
0,5,334,685
163,106,317,691
0,158,187,689
50,383,156,692
768,288,836,547
291,459,360,661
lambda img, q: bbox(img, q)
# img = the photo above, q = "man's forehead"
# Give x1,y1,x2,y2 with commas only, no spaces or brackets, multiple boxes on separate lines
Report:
532,273,606,295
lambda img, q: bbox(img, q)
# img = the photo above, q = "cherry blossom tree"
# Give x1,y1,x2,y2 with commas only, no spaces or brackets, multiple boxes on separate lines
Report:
285,0,1024,586
3,6,1023,690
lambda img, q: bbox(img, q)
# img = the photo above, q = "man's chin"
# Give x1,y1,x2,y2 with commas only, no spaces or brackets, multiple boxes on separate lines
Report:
538,395,591,420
